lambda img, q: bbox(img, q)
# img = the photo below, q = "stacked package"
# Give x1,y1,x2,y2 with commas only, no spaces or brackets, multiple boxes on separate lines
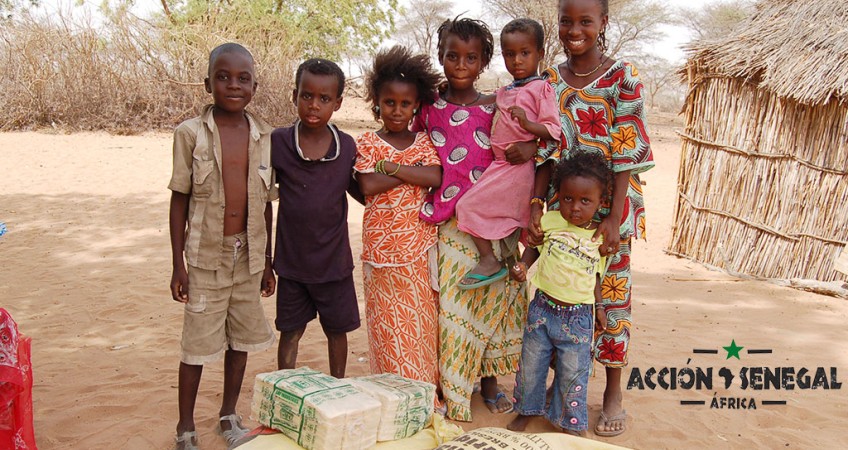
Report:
349,373,436,441
251,367,381,450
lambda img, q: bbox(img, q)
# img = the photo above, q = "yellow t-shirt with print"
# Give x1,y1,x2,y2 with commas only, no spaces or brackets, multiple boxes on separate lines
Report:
531,211,606,304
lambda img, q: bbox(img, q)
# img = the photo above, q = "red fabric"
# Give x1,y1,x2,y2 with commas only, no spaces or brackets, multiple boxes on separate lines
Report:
0,308,37,450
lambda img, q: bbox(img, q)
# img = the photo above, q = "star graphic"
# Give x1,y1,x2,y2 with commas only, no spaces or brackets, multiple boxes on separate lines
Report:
723,339,743,360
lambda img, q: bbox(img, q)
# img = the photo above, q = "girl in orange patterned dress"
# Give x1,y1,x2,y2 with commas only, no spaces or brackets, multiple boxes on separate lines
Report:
354,46,443,388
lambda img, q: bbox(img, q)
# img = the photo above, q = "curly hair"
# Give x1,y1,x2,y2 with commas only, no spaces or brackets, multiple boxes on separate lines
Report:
553,151,613,200
295,58,346,97
501,18,545,51
364,45,441,120
436,17,495,70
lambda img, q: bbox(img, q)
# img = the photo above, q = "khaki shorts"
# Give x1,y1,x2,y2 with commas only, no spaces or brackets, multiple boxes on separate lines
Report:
181,232,275,365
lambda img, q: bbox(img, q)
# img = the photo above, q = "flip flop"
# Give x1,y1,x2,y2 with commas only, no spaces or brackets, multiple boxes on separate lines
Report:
595,409,627,437
483,391,514,414
458,267,508,290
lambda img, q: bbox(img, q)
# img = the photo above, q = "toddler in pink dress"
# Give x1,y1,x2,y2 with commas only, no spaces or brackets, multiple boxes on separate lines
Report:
456,18,561,289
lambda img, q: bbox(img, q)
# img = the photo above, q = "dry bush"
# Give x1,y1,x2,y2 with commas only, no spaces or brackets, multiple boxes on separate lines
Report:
0,9,297,133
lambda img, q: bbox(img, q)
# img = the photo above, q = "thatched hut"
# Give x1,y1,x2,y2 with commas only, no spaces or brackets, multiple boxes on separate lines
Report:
668,0,848,283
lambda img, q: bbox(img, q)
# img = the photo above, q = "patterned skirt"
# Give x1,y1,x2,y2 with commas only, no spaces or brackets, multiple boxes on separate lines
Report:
437,218,528,421
363,252,439,386
594,237,633,367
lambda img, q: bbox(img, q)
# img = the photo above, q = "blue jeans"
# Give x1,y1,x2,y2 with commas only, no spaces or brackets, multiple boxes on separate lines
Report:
513,290,593,431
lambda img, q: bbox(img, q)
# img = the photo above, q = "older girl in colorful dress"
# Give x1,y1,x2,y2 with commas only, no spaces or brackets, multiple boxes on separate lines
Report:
530,0,656,437
355,46,442,388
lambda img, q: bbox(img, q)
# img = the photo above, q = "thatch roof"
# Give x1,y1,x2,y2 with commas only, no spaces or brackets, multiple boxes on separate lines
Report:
684,0,848,105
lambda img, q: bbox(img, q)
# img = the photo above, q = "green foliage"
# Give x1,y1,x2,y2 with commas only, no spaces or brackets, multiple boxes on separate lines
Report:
165,0,398,60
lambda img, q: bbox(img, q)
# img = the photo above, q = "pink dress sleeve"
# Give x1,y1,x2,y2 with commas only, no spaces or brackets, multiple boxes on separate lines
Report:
536,82,563,142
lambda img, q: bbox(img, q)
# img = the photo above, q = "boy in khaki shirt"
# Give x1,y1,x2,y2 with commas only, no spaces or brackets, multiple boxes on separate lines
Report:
168,43,276,450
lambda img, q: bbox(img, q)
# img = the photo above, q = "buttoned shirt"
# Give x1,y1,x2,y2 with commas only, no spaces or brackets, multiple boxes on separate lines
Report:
168,105,278,274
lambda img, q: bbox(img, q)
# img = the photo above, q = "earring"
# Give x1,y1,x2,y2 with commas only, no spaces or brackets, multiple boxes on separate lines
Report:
374,105,381,115
413,108,418,115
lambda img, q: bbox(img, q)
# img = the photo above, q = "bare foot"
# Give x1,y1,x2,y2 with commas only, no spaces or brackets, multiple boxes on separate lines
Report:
507,414,532,431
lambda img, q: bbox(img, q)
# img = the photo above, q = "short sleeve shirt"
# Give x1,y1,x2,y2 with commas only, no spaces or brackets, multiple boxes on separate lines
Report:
538,61,655,239
168,105,277,274
411,94,496,224
271,124,357,283
531,212,606,304
354,131,440,266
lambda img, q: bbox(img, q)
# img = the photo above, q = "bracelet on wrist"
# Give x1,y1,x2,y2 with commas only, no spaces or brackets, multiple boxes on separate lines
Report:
530,197,545,207
375,159,385,174
386,162,401,176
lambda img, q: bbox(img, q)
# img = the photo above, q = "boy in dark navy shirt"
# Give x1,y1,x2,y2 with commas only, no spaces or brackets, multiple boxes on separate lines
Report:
271,58,363,378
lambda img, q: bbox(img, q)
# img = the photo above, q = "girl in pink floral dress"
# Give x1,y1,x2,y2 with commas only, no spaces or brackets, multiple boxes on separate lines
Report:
454,18,561,290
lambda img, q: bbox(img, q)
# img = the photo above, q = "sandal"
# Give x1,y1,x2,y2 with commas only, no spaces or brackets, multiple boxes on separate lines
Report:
175,430,199,450
483,391,514,414
458,267,508,290
217,414,249,447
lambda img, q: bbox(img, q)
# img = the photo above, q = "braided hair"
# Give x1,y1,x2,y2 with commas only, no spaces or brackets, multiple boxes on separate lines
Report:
436,17,495,71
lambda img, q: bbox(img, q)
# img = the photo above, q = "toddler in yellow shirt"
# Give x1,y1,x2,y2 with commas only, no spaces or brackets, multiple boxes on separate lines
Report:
507,151,612,435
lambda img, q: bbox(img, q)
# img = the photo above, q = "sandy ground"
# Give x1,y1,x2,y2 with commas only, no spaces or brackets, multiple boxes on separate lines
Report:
1,98,847,450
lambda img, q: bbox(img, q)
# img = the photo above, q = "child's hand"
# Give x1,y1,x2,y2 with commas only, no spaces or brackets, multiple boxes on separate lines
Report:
594,216,620,256
595,305,607,331
508,106,528,126
504,141,536,165
510,262,528,282
261,266,276,297
528,205,544,247
170,266,189,303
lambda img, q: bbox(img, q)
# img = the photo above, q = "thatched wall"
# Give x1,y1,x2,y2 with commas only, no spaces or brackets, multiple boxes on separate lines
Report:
668,72,848,281
668,0,848,282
